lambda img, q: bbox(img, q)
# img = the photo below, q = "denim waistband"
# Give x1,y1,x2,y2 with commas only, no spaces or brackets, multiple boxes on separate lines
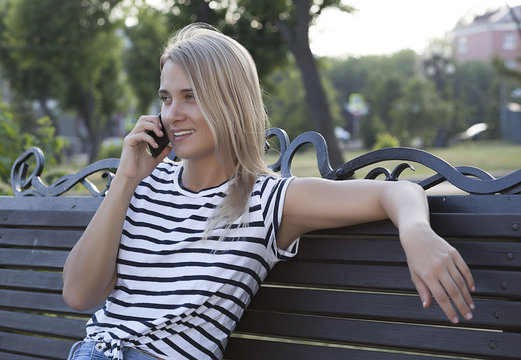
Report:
67,341,164,360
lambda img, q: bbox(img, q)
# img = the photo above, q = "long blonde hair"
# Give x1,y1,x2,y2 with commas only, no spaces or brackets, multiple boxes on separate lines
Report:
160,23,273,235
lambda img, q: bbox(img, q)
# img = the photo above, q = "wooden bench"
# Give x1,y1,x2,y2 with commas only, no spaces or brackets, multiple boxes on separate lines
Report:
1,131,521,359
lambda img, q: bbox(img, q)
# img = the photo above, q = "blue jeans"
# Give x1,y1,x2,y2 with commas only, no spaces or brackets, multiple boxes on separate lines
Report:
67,341,163,360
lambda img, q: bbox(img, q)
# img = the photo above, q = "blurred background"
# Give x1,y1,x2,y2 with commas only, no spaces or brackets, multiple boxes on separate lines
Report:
2,0,521,194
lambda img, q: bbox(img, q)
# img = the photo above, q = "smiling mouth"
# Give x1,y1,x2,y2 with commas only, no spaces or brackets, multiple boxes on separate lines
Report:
173,130,194,136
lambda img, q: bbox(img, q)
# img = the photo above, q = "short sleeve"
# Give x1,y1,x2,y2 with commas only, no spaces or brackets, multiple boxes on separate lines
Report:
256,175,299,268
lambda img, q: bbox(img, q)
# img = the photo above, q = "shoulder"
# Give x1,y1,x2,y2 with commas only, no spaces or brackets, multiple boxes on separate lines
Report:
252,174,294,199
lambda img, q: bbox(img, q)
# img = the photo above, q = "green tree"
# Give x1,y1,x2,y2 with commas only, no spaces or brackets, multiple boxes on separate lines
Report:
0,0,65,128
0,97,67,187
390,78,453,147
0,0,125,162
161,0,288,82
123,3,169,115
241,0,354,167
266,66,311,140
323,50,417,148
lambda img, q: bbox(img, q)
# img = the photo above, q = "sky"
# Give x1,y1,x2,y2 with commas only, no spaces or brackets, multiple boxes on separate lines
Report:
309,0,520,57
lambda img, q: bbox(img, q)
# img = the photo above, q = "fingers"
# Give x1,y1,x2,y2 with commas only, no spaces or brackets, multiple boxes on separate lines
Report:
411,274,431,309
421,252,475,324
137,115,163,137
125,115,164,150
453,251,476,293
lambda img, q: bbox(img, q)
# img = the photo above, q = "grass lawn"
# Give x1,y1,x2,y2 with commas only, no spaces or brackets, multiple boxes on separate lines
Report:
3,139,521,195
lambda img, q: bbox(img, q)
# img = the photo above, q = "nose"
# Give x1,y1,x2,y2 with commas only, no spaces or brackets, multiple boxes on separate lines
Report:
162,100,184,123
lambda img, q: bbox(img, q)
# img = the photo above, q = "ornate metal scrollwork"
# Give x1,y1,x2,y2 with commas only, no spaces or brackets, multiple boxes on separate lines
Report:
10,129,521,196
271,129,521,195
11,147,119,197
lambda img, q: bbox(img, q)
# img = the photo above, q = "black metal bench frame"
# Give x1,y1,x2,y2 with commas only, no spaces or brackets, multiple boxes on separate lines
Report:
1,129,521,359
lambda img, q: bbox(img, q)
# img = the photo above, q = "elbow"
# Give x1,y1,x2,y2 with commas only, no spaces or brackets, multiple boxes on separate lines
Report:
389,180,425,198
62,286,95,311
62,276,105,311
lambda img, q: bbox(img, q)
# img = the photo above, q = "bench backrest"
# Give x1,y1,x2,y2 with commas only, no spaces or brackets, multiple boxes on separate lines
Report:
2,135,521,359
2,195,520,359
0,197,102,359
226,194,521,359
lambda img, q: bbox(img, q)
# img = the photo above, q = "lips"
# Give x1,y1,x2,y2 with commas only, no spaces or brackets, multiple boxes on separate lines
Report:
173,130,194,136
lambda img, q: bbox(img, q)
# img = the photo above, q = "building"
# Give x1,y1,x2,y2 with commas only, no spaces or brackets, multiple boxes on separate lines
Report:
453,6,521,68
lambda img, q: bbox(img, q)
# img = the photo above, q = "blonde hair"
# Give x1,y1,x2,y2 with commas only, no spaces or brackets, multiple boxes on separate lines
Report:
160,23,273,236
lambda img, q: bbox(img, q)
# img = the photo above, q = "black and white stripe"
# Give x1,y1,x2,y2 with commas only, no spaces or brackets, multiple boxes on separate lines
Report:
85,162,298,359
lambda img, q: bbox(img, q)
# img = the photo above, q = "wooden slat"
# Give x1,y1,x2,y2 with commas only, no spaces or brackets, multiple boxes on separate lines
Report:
0,351,46,360
428,195,521,214
250,286,521,331
0,289,96,315
0,310,85,339
0,269,63,291
0,249,68,268
267,262,521,298
298,237,521,269
0,228,82,249
0,209,94,228
430,213,521,238
0,196,102,211
0,331,74,360
235,311,521,359
225,337,448,360
316,213,521,239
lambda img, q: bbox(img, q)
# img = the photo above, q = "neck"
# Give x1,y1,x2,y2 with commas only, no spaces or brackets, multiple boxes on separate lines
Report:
181,159,234,192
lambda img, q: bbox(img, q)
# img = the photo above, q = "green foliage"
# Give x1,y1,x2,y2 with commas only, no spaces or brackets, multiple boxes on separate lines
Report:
265,61,342,140
390,78,453,147
123,4,169,115
97,139,123,160
373,132,400,150
323,50,417,108
0,99,67,184
0,0,126,162
265,66,311,140
360,115,386,149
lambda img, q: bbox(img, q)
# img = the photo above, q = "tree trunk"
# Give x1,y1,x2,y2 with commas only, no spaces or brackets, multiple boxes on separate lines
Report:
275,0,344,168
81,92,101,163
292,44,344,167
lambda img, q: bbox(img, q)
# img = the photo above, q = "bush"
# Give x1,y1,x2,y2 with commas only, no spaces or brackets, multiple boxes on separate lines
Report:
361,115,386,149
0,100,68,184
373,132,400,150
96,138,123,160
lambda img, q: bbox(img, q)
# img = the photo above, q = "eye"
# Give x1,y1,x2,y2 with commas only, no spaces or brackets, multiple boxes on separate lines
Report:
159,96,171,104
185,93,195,100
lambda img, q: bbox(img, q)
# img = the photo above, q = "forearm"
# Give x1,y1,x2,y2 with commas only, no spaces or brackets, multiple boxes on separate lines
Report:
62,176,137,310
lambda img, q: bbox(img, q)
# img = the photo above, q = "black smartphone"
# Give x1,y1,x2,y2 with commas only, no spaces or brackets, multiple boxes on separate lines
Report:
146,113,170,158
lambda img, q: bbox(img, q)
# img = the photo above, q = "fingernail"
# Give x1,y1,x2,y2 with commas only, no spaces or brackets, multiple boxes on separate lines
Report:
452,317,459,324
470,303,475,310
466,313,473,320
471,285,476,292
422,301,427,308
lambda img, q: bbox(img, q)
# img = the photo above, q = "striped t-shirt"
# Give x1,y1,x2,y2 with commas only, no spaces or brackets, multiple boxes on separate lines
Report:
84,161,298,359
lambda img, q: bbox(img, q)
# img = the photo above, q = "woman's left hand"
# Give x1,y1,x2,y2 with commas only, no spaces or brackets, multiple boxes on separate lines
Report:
400,223,475,324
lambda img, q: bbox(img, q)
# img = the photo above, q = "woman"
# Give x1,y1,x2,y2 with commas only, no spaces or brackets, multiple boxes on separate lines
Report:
63,23,475,360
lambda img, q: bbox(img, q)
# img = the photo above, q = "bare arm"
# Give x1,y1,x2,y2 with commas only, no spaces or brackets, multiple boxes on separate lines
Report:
62,115,172,310
278,177,475,324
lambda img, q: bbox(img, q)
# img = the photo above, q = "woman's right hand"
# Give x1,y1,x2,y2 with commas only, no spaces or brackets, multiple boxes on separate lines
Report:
117,114,172,186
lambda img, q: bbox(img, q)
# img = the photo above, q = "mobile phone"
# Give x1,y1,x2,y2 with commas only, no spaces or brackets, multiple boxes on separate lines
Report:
146,113,170,158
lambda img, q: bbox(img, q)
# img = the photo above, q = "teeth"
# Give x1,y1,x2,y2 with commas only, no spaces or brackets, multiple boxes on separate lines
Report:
174,130,194,136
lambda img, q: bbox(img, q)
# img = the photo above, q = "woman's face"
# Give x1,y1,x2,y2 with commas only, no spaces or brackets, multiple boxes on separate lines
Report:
158,60,215,163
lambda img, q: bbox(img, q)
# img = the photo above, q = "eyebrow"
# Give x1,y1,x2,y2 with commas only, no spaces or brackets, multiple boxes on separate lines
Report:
157,88,193,95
